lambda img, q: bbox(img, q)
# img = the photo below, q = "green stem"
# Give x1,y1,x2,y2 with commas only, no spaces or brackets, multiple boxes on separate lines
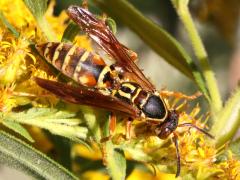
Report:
171,0,222,114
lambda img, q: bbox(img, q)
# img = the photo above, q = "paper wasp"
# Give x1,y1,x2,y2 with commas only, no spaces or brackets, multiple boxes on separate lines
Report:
35,5,213,177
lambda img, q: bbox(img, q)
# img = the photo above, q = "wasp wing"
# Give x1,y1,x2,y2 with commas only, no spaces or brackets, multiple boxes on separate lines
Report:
35,77,140,117
67,6,155,92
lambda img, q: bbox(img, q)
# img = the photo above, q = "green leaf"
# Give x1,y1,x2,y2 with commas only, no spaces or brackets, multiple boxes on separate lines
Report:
47,134,72,170
93,0,209,100
81,106,102,143
2,120,34,143
217,138,240,162
122,145,152,162
94,0,194,78
2,108,88,144
23,0,57,41
106,17,117,34
62,22,81,42
0,131,78,179
0,11,20,38
102,116,126,180
211,87,240,147
23,0,47,19
106,145,126,180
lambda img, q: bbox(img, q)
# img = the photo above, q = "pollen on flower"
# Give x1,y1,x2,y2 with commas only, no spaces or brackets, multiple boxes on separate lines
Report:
0,34,36,84
0,0,36,29
45,1,69,41
176,106,216,169
0,0,86,110
217,151,240,179
131,94,217,176
0,84,17,112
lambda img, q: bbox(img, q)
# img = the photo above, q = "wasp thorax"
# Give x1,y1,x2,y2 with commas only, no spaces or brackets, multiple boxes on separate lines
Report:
155,110,179,139
142,94,167,119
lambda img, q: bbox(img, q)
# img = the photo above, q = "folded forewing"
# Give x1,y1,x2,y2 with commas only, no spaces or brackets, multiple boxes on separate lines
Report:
35,77,140,117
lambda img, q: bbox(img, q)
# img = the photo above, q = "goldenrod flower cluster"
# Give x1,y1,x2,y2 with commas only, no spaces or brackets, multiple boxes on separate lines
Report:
0,0,91,112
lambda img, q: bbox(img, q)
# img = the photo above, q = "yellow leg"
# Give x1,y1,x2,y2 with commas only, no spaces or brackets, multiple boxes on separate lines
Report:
126,49,138,62
160,90,202,100
125,118,133,140
100,112,116,143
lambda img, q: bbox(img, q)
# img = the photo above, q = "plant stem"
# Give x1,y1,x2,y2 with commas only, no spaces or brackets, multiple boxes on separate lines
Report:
171,0,222,114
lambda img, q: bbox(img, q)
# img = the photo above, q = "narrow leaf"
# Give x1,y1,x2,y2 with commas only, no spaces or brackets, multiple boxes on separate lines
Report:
103,116,126,180
94,0,194,78
23,0,57,41
62,22,81,42
47,134,72,171
23,0,47,20
0,12,20,38
2,120,34,143
106,17,117,34
0,131,78,179
2,108,88,144
211,87,240,147
81,106,102,143
106,145,126,180
93,0,210,100
217,138,240,162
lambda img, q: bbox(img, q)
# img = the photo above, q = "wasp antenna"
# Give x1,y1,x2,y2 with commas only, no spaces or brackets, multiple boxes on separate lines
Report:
178,123,214,139
172,134,181,177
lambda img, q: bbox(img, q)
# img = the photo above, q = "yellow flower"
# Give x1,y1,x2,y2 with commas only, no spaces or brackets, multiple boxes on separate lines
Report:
0,84,16,112
45,1,68,41
217,151,240,179
0,0,36,29
0,0,91,110
0,35,36,84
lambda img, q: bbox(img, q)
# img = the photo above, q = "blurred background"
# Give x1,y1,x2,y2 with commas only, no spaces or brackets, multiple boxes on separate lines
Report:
1,0,240,179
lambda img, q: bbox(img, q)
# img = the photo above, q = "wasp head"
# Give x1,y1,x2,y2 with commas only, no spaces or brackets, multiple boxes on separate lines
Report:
155,110,179,139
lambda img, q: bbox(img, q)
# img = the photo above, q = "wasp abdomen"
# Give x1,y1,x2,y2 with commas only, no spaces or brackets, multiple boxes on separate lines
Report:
36,42,114,88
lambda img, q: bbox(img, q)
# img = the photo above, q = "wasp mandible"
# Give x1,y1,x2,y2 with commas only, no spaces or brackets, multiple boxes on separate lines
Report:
35,6,213,177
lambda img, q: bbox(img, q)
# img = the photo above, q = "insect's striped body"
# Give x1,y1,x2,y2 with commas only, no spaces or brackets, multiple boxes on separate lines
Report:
36,42,167,121
36,42,114,89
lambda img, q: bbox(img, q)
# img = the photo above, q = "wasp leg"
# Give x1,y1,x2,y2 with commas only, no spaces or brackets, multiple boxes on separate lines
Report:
160,90,202,100
125,48,138,62
100,112,116,143
125,117,133,140
172,133,181,177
